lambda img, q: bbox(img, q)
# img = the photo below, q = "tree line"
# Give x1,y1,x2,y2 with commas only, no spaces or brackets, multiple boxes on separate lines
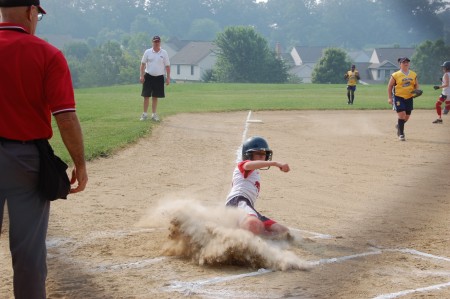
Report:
61,25,449,88
39,0,449,87
38,0,449,50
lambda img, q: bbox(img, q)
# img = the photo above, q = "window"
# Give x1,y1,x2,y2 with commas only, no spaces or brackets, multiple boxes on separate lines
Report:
191,65,194,76
177,65,180,75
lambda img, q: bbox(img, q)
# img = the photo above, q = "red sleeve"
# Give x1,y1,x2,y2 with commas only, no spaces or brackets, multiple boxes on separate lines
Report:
44,51,75,114
238,160,254,178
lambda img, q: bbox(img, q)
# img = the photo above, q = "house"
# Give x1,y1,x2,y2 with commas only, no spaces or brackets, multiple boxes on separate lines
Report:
170,41,217,82
289,46,327,83
164,37,191,59
367,48,415,82
348,50,371,63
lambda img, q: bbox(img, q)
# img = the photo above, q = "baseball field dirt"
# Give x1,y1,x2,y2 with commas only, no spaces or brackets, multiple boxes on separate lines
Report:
1,110,450,298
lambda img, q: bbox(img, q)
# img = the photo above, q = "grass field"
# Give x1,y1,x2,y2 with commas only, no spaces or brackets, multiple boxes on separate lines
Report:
52,83,438,163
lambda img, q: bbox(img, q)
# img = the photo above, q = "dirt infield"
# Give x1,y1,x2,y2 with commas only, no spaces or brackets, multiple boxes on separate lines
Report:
1,110,450,298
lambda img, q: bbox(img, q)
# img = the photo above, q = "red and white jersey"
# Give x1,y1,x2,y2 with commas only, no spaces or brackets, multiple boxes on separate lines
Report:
443,72,450,96
225,160,261,206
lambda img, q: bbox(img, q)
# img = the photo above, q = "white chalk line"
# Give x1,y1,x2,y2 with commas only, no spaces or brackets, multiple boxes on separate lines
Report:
236,111,252,162
165,269,272,297
88,257,166,273
46,227,167,272
161,240,450,298
47,222,450,298
388,248,450,263
372,281,450,299
289,227,334,239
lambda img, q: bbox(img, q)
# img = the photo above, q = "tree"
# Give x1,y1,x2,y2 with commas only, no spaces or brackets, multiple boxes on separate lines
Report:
311,48,352,84
214,26,288,83
374,0,447,46
412,39,450,84
79,41,126,87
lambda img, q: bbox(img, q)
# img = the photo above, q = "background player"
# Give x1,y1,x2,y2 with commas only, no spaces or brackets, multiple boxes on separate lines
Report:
432,61,450,124
344,64,360,105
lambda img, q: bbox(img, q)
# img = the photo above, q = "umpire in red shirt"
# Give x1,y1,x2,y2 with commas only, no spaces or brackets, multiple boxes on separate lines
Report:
0,1,88,298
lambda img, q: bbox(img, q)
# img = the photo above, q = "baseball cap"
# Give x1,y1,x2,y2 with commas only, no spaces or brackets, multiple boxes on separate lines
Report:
398,57,410,63
0,0,46,14
152,36,161,42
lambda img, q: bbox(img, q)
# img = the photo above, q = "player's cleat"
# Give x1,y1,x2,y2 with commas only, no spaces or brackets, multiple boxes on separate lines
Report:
151,113,160,121
140,113,148,121
398,135,405,141
432,118,443,124
443,108,449,115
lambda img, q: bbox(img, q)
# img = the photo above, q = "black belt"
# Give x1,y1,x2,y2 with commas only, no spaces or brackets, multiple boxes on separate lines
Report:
0,137,35,144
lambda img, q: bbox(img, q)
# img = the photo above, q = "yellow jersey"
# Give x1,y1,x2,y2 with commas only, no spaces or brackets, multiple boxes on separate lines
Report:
345,70,359,86
391,70,417,99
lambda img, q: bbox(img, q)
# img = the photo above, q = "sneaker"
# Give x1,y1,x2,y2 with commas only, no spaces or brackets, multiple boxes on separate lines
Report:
432,118,443,124
443,109,449,115
399,135,405,141
151,113,160,121
140,113,148,121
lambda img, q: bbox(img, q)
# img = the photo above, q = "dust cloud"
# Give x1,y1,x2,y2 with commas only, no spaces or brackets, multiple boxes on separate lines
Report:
138,199,311,271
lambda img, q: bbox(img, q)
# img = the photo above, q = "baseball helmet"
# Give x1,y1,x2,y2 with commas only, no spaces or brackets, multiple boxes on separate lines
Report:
441,61,450,70
242,136,273,161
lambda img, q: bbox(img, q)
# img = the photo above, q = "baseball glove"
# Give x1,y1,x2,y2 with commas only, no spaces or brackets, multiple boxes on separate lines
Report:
411,89,423,98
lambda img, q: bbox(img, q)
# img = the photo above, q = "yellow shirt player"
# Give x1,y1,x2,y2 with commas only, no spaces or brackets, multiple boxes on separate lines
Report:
344,65,360,104
387,57,420,141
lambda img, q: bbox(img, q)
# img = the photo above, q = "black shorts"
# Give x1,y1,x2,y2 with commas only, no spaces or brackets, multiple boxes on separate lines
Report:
393,95,413,113
141,74,165,98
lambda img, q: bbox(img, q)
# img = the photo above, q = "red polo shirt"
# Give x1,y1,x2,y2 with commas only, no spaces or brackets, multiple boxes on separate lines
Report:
0,23,76,141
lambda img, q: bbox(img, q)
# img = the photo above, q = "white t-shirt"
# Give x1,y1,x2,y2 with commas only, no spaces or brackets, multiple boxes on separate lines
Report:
225,161,261,206
141,48,170,76
442,72,449,96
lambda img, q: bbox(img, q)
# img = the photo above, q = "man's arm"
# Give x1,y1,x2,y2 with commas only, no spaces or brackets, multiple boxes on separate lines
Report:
140,63,146,83
54,112,88,193
165,65,171,85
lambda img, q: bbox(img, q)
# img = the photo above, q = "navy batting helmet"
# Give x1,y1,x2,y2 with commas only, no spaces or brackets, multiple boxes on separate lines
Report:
242,136,273,161
441,61,450,71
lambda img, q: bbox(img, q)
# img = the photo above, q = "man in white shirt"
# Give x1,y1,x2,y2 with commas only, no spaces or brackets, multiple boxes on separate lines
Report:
139,35,171,121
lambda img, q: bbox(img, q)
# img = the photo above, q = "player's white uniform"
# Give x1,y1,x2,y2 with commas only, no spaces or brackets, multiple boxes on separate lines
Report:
442,72,450,96
226,161,260,207
225,160,274,222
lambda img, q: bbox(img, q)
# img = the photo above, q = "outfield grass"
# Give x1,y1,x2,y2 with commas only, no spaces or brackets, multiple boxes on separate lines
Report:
51,83,437,163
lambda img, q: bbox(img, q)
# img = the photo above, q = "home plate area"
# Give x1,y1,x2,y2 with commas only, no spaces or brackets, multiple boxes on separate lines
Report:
45,226,450,299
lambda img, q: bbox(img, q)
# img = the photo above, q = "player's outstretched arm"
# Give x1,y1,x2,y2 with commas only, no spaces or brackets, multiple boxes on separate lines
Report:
243,161,290,172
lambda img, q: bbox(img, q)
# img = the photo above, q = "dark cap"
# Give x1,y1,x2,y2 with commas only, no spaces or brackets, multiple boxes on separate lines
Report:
0,0,46,14
152,36,161,42
351,65,356,68
398,57,410,63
